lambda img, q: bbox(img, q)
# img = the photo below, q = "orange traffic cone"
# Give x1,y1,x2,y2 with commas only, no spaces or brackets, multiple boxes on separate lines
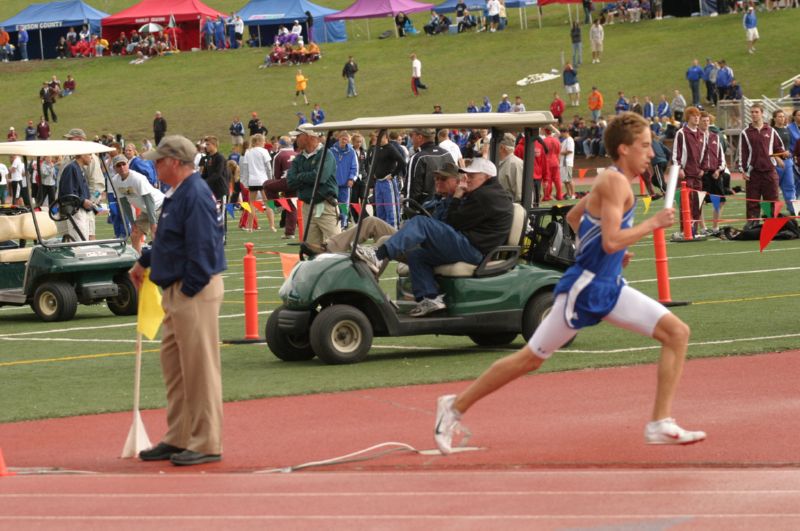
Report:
0,448,15,477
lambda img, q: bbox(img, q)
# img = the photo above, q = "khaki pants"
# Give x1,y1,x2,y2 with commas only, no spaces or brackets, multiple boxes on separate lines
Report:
58,209,95,241
325,216,397,253
160,275,224,455
301,201,340,245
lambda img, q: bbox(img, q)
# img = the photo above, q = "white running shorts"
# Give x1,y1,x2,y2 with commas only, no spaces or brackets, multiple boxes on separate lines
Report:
527,286,670,360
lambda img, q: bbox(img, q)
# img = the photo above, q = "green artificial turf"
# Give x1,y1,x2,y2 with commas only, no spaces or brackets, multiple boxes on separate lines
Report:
2,5,800,422
2,191,799,423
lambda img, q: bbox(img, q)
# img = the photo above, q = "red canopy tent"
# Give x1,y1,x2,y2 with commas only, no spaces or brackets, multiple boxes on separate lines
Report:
102,0,226,51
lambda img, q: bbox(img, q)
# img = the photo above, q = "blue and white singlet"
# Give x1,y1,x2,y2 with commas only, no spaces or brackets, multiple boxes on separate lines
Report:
553,193,637,329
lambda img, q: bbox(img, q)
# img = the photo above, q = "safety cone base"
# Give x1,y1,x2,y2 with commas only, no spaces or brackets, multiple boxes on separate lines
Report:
0,448,16,477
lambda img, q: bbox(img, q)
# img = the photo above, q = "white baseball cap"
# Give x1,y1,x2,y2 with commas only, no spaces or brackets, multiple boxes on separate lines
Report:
460,157,497,178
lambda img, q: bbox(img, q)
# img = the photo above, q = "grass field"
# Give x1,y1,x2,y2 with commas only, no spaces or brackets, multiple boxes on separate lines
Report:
1,5,799,424
2,185,800,423
0,4,797,149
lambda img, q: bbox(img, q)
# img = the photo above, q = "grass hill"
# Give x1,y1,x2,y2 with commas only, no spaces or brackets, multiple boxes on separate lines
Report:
1,3,797,148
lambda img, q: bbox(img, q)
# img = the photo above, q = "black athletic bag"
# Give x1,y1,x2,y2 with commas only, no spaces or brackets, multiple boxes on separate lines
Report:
525,205,576,270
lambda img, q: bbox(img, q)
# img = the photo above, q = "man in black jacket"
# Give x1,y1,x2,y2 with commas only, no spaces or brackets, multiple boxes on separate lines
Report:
200,136,228,202
404,127,451,208
153,111,167,146
356,157,512,317
342,56,358,98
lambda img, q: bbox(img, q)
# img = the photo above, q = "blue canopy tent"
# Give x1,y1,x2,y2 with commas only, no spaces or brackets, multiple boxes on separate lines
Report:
0,0,109,60
238,0,346,46
434,0,536,29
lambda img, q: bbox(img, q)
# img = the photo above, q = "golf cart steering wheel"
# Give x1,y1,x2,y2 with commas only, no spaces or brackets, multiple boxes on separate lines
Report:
49,195,83,222
401,198,432,218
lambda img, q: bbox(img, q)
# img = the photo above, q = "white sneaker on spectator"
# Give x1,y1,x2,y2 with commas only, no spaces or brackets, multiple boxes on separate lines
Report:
645,418,706,445
354,245,388,277
434,394,470,454
409,296,446,317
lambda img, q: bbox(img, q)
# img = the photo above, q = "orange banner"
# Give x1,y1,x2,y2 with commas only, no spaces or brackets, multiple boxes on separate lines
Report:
279,252,300,278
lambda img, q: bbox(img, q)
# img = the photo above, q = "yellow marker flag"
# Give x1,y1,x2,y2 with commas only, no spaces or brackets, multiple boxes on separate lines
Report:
240,202,252,213
642,196,652,214
137,269,164,340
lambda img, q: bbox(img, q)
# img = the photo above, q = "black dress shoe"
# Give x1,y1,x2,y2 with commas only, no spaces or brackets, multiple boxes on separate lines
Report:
170,450,222,466
139,442,186,461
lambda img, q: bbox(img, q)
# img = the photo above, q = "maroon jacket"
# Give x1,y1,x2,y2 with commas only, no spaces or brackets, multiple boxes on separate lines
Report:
739,123,784,174
701,131,726,172
672,126,706,178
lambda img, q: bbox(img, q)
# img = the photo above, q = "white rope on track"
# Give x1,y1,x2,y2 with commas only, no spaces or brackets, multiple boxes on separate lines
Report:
253,442,483,474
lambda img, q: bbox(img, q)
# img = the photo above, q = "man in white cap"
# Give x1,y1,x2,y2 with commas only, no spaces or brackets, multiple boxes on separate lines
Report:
132,135,226,467
110,154,164,253
356,157,513,317
287,128,340,245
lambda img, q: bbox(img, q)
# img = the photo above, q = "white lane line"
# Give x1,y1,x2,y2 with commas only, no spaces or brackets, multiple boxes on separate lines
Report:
565,332,800,354
629,246,800,262
2,490,798,498
628,266,800,284
0,337,161,344
2,515,798,521
0,311,271,337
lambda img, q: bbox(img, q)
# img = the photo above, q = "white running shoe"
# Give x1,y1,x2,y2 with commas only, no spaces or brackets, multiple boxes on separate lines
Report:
353,245,388,277
434,394,470,454
645,418,706,445
409,296,446,317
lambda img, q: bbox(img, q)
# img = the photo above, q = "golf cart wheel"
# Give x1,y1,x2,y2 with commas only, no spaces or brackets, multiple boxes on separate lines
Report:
32,281,78,322
310,305,373,365
107,276,138,316
522,291,575,347
468,332,518,347
265,305,315,362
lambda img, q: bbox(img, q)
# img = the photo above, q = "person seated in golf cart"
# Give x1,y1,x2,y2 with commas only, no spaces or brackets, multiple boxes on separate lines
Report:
306,161,462,255
355,157,513,317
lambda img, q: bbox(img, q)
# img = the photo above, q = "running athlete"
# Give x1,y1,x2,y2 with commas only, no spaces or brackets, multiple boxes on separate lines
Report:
434,112,706,454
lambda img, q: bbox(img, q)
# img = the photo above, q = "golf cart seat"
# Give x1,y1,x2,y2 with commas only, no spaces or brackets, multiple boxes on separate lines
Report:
0,211,58,263
396,203,527,278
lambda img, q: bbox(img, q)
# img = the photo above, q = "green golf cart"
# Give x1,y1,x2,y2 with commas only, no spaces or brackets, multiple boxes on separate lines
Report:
266,113,571,364
0,140,139,321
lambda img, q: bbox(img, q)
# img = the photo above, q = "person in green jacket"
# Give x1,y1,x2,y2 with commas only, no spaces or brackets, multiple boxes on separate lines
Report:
287,129,340,245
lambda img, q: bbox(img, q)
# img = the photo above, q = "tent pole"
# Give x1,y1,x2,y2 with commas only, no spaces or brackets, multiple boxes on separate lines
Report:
537,6,542,29
39,27,44,60
567,4,573,25
366,19,370,40
258,25,261,46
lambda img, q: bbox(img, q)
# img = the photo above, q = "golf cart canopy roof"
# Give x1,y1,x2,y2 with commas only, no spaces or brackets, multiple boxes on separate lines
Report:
0,140,114,157
299,112,557,133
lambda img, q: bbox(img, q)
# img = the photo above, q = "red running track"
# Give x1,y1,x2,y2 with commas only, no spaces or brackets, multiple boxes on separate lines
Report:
0,351,798,529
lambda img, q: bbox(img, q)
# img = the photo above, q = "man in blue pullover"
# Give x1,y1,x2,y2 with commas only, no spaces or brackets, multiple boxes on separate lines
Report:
132,135,227,467
686,59,704,107
743,6,758,55
330,131,359,229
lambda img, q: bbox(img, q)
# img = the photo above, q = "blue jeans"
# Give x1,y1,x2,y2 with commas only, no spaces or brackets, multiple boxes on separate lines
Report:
777,159,796,214
375,178,399,228
689,79,700,107
383,216,483,301
572,42,582,66
20,43,27,60
591,109,601,122
346,76,356,97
